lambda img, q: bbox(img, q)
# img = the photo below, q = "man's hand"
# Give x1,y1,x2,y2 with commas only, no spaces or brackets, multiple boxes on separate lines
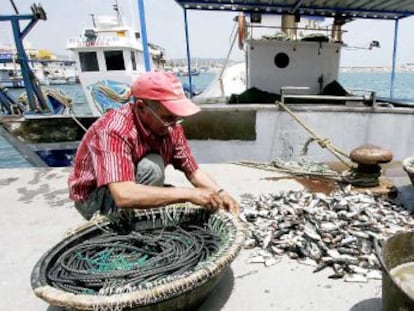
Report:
189,188,240,214
218,191,240,214
189,188,224,210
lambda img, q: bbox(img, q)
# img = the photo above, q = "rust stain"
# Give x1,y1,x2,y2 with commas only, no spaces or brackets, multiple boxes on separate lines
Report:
260,161,403,196
262,176,337,195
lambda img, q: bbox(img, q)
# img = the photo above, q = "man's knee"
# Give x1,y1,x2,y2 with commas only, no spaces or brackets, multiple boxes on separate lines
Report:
74,186,116,220
136,153,165,186
74,201,96,220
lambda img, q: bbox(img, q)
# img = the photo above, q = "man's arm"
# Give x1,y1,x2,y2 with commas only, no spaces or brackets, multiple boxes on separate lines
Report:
108,181,225,210
186,168,240,214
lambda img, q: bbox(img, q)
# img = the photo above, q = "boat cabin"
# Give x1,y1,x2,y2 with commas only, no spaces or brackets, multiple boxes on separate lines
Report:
177,0,414,103
67,14,165,115
245,17,342,95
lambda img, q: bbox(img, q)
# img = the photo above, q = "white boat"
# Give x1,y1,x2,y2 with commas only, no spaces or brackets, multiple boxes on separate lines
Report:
173,2,414,165
0,65,24,88
67,5,165,116
1,0,414,169
0,49,62,87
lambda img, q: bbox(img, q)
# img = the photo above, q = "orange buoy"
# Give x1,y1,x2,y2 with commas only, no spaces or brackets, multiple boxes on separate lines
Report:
238,12,247,50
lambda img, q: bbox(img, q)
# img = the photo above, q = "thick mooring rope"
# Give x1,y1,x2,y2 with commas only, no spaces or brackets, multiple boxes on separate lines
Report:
47,225,222,296
276,101,352,168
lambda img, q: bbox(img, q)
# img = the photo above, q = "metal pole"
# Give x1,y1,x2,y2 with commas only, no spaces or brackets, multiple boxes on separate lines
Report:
9,0,19,14
11,18,36,111
218,30,237,97
183,8,193,98
137,0,151,72
390,18,399,99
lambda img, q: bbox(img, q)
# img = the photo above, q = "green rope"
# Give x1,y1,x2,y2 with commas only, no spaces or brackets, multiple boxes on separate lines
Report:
234,157,342,180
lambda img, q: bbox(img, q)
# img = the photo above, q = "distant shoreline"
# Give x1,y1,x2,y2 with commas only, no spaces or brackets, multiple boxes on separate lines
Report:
339,65,414,73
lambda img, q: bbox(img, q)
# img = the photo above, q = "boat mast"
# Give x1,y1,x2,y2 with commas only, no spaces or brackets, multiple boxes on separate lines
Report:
113,0,123,26
1,2,48,112
89,14,96,28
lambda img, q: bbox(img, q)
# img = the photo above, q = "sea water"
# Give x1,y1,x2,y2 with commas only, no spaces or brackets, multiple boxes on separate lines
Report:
1,72,414,168
389,261,414,300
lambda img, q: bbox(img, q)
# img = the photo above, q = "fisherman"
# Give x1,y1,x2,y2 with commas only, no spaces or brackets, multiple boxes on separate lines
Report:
68,71,239,220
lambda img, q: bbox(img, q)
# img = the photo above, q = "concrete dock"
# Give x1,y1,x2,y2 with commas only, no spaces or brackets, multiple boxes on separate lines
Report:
1,164,413,311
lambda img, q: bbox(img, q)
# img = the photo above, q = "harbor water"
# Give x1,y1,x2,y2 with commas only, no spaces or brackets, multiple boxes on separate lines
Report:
1,71,414,168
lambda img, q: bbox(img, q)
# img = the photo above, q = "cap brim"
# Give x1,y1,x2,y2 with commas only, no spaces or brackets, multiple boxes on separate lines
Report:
160,98,201,117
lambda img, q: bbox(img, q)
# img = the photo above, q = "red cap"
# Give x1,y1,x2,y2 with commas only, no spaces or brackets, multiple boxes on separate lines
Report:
131,71,201,117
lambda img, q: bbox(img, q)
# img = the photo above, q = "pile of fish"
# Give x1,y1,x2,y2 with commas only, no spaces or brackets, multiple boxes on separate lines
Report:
240,185,414,282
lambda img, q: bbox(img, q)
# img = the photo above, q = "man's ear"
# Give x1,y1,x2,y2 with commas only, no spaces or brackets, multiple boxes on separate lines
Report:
135,98,145,110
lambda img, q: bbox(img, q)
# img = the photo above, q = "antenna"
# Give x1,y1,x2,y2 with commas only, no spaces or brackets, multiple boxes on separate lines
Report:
9,0,19,14
113,0,123,25
89,14,96,27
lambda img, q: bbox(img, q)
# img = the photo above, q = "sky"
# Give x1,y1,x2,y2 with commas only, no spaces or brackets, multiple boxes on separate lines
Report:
0,0,413,66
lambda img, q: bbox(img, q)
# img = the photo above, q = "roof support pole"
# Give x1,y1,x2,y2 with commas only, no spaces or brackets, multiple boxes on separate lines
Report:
183,8,193,98
138,0,151,72
390,18,399,99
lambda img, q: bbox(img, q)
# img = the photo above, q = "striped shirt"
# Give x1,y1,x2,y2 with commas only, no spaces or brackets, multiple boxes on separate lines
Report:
68,103,198,202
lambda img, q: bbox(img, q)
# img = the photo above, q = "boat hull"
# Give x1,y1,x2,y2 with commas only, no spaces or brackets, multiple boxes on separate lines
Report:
1,103,414,167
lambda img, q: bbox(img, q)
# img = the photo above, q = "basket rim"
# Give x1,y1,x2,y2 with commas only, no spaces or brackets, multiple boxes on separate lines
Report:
402,157,414,174
32,204,246,310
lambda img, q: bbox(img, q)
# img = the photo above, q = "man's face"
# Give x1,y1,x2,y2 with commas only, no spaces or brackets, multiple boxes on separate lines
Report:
136,99,182,136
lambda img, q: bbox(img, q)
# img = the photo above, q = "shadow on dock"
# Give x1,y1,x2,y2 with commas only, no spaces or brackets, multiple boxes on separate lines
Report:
350,297,382,311
45,268,235,311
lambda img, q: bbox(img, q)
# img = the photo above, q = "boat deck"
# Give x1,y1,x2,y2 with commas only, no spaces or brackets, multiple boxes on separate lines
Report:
1,164,413,310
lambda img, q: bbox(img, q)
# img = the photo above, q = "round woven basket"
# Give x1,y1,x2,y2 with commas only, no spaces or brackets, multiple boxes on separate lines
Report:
31,204,245,311
402,157,414,186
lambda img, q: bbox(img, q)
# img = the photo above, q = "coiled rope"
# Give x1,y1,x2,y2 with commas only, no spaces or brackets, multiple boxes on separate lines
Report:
89,80,131,114
47,224,222,296
91,82,131,103
18,88,73,112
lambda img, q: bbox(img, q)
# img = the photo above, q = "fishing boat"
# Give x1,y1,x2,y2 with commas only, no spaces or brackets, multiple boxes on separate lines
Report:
0,1,166,166
1,0,414,169
66,2,166,116
0,65,24,88
0,47,72,87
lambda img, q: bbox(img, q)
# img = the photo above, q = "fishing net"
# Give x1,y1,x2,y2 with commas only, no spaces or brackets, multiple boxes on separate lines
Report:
18,88,73,114
88,80,131,114
47,225,224,295
235,157,341,179
32,204,245,311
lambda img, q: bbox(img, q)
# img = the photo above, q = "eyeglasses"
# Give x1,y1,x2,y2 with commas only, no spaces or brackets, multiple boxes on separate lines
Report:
144,102,183,128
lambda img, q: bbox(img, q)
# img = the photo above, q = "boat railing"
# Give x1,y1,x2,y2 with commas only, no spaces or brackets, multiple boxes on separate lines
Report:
249,24,347,42
280,86,376,106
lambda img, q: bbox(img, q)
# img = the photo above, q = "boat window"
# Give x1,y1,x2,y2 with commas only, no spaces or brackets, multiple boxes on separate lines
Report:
274,52,290,69
79,52,99,72
130,51,137,71
104,50,125,70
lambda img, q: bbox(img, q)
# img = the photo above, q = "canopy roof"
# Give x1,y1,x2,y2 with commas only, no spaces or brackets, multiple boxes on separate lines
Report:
175,0,414,20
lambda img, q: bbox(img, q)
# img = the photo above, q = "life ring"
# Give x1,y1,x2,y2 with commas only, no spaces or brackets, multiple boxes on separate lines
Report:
238,12,247,50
